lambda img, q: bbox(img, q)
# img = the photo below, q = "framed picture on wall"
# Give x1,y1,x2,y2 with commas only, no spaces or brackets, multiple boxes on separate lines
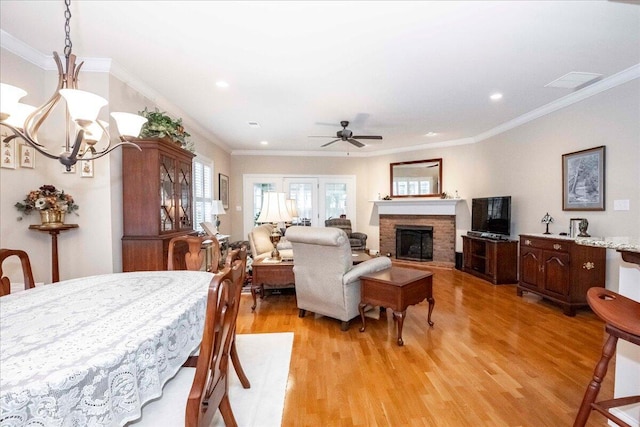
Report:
562,146,605,211
1,137,16,169
81,159,94,178
19,144,35,168
219,173,229,209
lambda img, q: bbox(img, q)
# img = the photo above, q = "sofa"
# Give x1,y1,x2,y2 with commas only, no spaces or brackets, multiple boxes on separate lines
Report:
286,226,392,331
324,218,367,251
248,224,293,261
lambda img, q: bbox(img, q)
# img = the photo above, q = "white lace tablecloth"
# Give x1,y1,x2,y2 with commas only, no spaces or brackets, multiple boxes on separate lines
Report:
0,270,213,427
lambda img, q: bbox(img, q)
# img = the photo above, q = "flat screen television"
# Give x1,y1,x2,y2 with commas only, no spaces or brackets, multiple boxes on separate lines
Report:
471,196,511,236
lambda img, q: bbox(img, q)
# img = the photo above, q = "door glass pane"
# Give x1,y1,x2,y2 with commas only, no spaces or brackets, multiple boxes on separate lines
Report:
325,183,347,219
288,183,313,226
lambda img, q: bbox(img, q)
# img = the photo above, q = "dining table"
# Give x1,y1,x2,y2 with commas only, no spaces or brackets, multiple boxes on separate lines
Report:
0,270,214,427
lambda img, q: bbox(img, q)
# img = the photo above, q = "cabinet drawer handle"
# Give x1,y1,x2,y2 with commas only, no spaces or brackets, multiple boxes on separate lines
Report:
583,262,595,270
553,244,562,250
525,239,531,246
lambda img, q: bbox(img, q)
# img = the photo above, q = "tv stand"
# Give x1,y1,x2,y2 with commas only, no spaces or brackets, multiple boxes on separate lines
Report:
462,235,518,284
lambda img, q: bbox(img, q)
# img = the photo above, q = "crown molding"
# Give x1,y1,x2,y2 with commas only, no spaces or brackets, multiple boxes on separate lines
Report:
475,63,640,143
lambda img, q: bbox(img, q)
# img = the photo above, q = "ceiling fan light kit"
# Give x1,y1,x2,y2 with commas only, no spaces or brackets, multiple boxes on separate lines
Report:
312,120,383,148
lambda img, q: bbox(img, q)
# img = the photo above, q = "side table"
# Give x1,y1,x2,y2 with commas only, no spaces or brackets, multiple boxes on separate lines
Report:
250,258,295,310
359,266,434,346
29,224,79,283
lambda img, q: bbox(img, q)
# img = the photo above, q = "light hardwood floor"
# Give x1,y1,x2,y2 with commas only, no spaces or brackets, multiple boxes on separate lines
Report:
235,266,613,426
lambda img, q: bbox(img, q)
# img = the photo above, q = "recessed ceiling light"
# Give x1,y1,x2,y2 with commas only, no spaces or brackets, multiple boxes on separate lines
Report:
490,93,503,101
424,132,437,137
260,140,268,145
215,81,229,88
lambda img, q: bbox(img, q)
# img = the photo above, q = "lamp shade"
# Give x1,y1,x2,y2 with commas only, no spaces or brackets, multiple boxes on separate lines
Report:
59,89,107,124
84,120,108,143
257,192,292,223
2,103,36,129
211,200,226,215
285,199,299,218
111,112,148,137
0,83,27,117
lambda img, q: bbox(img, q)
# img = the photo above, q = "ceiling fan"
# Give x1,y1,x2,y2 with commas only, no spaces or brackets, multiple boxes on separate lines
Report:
310,121,383,148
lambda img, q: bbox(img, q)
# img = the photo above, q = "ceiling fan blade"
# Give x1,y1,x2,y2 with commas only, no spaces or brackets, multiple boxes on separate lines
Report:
347,139,365,148
352,135,382,140
308,136,335,138
321,139,340,147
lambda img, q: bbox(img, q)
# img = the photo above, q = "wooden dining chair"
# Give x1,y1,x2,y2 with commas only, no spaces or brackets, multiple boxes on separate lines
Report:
130,265,240,427
224,246,251,389
167,235,220,272
0,248,35,297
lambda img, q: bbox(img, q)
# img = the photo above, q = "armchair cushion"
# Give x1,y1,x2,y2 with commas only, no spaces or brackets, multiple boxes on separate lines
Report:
343,257,392,285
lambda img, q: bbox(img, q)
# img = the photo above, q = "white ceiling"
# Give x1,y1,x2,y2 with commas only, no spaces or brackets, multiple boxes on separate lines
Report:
1,1,639,156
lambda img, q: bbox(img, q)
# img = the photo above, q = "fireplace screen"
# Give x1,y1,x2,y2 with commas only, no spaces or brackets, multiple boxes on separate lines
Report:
396,225,433,262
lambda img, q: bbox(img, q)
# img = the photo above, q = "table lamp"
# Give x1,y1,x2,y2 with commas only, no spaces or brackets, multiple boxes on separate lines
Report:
285,199,299,226
211,200,226,234
257,192,292,260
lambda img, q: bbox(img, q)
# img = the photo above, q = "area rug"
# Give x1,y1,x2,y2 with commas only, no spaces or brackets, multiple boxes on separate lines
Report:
210,332,294,427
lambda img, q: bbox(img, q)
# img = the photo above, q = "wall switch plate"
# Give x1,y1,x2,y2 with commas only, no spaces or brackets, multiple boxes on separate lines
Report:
235,205,242,211
613,199,630,211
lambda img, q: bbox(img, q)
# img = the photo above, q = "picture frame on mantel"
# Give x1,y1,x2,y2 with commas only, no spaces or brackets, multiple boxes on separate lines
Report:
562,145,605,211
219,173,229,210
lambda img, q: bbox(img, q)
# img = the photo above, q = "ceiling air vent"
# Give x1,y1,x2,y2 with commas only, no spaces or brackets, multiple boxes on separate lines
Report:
248,121,260,128
545,72,602,89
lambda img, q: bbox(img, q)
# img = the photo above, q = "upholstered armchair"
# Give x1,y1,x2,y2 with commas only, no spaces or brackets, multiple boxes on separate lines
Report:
324,218,367,251
248,223,293,261
286,226,392,331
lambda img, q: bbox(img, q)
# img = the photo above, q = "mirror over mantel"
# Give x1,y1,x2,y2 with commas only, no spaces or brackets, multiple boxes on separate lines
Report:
390,158,443,198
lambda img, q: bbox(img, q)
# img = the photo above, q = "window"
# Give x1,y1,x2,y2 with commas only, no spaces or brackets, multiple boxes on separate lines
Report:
193,157,213,233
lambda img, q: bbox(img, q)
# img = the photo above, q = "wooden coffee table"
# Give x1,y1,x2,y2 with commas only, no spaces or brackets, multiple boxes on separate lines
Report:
250,258,295,310
359,266,434,346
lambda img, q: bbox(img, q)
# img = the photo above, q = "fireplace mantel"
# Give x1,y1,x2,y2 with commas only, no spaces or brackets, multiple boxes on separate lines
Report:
372,199,462,216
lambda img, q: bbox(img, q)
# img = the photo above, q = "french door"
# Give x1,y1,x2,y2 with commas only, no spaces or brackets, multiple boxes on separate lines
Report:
242,174,356,237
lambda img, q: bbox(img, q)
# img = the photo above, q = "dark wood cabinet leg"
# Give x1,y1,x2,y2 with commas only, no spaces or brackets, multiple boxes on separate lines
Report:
427,297,435,327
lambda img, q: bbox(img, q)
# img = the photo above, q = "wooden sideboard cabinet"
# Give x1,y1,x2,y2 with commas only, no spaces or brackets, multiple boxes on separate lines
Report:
122,138,196,272
517,234,606,316
462,235,518,284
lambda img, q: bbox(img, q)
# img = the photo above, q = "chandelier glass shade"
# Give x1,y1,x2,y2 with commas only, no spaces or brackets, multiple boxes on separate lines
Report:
0,0,146,171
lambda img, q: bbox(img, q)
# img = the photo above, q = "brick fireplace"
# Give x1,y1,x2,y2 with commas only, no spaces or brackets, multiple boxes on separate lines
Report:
380,215,455,263
373,199,460,266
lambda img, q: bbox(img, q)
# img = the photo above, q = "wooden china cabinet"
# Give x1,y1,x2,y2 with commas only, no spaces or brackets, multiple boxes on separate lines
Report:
122,138,195,271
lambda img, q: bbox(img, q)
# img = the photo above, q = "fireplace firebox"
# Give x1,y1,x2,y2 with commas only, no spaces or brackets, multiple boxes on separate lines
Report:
396,225,433,262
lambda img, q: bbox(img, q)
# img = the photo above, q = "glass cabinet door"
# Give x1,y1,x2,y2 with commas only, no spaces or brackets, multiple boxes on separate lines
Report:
160,155,176,232
178,161,192,230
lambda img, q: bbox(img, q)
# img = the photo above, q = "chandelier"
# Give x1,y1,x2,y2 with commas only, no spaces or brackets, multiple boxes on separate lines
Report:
0,0,147,171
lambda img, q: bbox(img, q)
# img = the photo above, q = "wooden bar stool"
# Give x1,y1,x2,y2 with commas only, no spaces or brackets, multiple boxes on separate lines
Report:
573,287,640,427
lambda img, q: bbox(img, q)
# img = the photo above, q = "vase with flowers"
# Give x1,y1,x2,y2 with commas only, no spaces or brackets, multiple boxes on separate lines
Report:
15,185,79,225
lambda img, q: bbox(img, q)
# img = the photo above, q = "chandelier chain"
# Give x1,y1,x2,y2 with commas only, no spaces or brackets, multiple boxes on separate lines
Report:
63,0,72,58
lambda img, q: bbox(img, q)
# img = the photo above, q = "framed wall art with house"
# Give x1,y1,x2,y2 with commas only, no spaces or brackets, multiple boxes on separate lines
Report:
562,146,605,211
219,173,229,210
